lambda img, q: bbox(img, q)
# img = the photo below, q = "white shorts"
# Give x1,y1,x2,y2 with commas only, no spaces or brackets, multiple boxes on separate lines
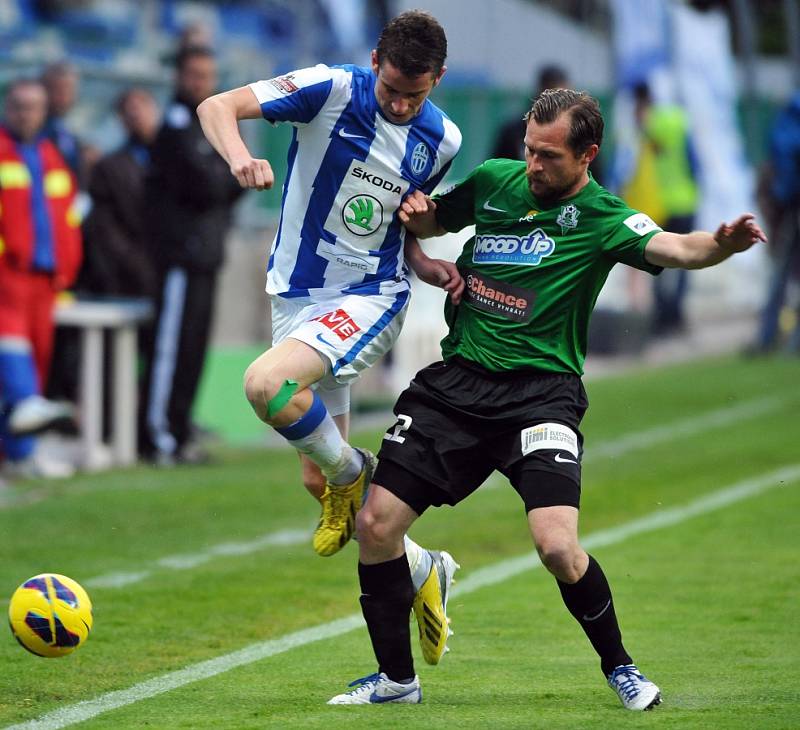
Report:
270,286,410,417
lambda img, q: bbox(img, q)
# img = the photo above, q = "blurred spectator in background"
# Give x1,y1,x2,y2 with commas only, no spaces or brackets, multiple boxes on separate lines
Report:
139,47,244,465
40,61,97,190
41,60,98,407
79,87,159,300
627,82,699,335
492,65,569,161
75,87,161,440
491,64,603,183
0,79,82,479
749,89,800,354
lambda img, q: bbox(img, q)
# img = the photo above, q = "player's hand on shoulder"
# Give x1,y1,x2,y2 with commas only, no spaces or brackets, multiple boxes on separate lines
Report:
230,156,274,190
714,213,767,253
399,190,436,225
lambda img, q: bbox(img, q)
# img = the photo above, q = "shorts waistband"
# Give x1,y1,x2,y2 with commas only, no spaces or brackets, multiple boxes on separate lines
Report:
446,355,579,382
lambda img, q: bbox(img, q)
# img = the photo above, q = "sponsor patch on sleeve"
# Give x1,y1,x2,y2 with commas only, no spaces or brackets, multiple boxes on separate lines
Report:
623,212,661,236
269,73,299,94
521,422,579,458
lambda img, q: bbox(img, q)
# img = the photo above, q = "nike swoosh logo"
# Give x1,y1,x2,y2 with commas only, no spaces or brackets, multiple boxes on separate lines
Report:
482,200,506,212
339,128,367,139
582,599,611,622
554,453,578,464
369,686,417,703
316,333,337,348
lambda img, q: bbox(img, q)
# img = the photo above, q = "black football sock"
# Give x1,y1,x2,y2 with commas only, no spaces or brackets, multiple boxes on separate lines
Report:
557,554,633,677
359,555,415,682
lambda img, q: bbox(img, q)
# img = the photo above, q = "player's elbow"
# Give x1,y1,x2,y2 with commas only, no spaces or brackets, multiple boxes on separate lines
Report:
196,94,223,125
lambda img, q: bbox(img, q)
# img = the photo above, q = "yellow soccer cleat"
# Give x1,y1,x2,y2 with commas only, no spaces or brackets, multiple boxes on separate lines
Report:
313,449,376,557
412,550,459,664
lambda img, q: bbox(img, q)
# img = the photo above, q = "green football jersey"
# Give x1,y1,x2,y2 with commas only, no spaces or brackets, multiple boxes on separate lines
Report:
434,158,663,374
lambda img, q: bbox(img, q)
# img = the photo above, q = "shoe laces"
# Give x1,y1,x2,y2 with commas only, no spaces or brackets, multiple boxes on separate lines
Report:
345,673,382,693
609,665,646,701
321,486,352,525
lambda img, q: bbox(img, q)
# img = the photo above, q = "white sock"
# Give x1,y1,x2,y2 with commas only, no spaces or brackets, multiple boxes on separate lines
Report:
405,536,433,593
278,402,362,485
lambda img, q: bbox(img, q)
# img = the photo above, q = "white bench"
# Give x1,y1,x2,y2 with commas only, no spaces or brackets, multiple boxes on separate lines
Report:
55,298,153,470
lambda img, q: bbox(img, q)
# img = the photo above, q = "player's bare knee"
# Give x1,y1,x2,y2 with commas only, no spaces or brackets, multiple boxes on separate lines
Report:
243,364,267,412
355,507,376,546
355,506,393,551
535,539,577,579
243,365,290,423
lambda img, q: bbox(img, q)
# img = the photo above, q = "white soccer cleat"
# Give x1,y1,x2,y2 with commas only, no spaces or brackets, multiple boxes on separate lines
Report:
327,672,421,705
8,395,75,437
607,664,662,711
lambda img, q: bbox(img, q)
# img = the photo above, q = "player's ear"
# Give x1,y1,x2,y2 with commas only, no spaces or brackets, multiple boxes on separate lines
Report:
433,65,447,87
370,49,379,74
582,143,599,164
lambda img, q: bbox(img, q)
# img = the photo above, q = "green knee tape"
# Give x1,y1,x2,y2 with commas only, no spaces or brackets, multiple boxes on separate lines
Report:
267,379,299,419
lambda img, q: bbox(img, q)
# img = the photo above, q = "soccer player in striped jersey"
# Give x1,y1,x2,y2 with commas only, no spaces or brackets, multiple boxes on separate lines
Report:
197,10,462,665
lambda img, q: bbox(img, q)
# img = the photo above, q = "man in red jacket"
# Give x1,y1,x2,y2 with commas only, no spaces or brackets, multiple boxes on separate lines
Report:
0,78,82,478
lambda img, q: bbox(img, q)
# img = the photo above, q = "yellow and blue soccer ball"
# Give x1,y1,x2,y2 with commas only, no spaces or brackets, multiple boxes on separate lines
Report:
8,574,93,657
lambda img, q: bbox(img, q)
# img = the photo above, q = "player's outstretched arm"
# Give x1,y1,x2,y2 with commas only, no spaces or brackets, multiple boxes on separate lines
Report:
197,87,274,190
404,235,464,305
399,190,446,238
644,213,766,269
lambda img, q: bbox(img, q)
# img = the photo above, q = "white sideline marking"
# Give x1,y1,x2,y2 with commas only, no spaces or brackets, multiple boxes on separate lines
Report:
83,395,785,590
86,529,311,589
584,395,783,460
8,464,799,730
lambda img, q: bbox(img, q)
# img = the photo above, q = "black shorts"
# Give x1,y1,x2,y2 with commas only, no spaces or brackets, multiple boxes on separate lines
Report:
374,357,588,514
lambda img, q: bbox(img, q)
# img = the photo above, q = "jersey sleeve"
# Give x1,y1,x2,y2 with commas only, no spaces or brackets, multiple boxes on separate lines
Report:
248,64,336,126
602,206,664,274
432,163,483,232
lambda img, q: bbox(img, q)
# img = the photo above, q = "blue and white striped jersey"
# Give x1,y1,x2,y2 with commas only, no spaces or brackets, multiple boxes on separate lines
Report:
249,64,462,298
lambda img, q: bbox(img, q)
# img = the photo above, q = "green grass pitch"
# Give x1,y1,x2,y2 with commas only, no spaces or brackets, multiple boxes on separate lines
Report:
1,355,798,728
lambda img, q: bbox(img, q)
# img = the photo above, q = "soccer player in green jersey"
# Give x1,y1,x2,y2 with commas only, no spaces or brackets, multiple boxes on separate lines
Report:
327,89,766,709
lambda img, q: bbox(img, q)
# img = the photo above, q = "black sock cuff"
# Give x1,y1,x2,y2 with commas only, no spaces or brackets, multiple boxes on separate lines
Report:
557,554,611,615
359,555,411,595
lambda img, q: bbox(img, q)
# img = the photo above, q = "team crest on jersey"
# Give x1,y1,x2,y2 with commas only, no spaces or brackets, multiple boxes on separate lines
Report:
410,142,430,176
269,74,299,94
312,309,362,341
557,204,580,234
342,194,383,236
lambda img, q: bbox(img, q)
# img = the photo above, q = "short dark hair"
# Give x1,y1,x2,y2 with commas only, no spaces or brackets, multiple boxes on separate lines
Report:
375,10,447,77
525,88,604,154
175,45,215,71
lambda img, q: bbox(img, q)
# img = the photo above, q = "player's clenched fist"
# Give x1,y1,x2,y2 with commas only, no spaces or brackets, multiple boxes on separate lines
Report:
398,190,436,224
231,157,274,190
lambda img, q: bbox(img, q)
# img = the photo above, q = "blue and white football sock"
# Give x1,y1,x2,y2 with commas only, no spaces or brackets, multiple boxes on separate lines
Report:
275,392,362,485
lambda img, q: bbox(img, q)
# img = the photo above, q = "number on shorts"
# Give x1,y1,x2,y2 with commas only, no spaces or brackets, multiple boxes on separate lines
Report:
383,414,412,444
